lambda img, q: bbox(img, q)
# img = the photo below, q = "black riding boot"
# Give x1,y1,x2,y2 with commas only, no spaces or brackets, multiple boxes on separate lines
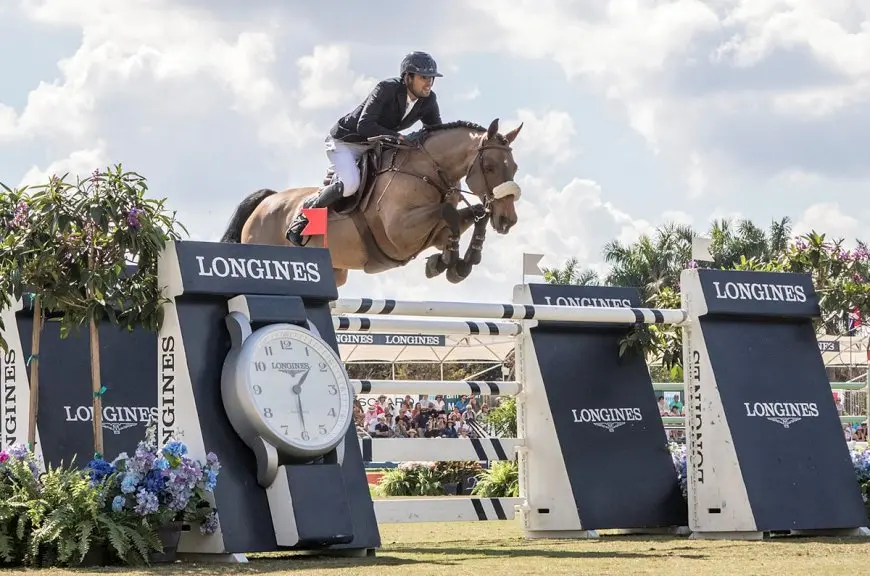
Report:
285,180,345,246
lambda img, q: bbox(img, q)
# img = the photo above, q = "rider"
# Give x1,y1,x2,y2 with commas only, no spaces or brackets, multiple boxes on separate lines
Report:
285,51,444,246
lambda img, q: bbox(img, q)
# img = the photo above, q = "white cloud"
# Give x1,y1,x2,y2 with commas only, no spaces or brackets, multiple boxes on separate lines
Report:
502,109,577,165
4,0,286,145
464,0,870,197
296,44,377,110
661,210,695,226
793,202,862,242
708,207,745,223
457,87,481,101
18,142,110,187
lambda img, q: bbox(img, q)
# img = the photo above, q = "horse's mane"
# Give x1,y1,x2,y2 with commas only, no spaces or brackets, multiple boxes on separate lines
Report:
405,120,508,145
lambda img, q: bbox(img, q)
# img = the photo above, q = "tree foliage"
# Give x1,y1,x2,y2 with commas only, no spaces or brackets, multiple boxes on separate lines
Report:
0,167,187,338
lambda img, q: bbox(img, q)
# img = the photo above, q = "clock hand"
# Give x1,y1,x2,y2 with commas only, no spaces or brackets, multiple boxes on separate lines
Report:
296,391,306,431
296,369,311,388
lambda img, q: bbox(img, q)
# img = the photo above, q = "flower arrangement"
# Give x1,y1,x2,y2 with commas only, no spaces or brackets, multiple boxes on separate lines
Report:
0,444,167,568
669,442,688,499
87,438,220,535
848,444,870,514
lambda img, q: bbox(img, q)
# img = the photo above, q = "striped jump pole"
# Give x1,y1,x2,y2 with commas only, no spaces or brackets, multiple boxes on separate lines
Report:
352,379,520,396
332,315,521,336
332,297,688,325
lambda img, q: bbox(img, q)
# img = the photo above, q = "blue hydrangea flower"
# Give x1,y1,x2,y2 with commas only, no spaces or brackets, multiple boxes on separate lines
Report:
206,452,220,470
121,472,141,494
204,469,218,492
87,458,115,485
144,469,167,493
200,510,219,535
8,444,29,461
111,495,125,513
162,441,188,459
134,487,159,516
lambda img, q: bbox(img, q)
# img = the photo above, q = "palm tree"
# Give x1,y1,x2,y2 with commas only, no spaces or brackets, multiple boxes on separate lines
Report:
602,222,695,301
709,217,792,267
542,257,601,286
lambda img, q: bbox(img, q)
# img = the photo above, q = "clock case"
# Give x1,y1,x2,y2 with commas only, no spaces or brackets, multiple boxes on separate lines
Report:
222,313,354,482
221,294,362,549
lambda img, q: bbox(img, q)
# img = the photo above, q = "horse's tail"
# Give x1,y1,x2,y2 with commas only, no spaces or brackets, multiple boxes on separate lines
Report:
219,188,278,243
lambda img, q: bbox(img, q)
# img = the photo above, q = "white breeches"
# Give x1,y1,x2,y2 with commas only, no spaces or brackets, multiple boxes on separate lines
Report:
325,136,372,197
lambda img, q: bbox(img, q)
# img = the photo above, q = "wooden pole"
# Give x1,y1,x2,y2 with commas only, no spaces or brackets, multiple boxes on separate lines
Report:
87,248,104,457
89,315,103,457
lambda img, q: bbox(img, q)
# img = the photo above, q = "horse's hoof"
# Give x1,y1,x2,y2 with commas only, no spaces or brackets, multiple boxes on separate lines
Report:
446,262,472,284
425,254,446,278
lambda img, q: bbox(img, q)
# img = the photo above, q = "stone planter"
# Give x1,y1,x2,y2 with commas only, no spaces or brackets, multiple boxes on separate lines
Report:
150,520,184,564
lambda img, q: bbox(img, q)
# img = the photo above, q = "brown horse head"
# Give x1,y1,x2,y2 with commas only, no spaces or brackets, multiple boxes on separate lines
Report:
464,118,523,234
408,118,524,235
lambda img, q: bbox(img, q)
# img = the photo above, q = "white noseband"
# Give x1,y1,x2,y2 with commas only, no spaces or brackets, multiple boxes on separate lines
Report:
492,180,521,200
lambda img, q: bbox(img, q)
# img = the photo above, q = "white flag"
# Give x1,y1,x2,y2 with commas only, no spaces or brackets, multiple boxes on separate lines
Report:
523,253,544,276
692,237,713,262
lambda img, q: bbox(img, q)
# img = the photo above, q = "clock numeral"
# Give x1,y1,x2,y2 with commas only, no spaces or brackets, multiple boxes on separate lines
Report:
319,425,327,435
328,408,336,417
301,431,310,441
305,347,310,356
328,384,338,395
265,346,273,356
281,425,288,435
318,361,328,372
263,408,273,418
280,339,293,350
252,385,262,395
254,361,266,372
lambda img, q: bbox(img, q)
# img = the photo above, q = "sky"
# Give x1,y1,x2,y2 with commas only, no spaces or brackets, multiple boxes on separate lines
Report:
1,0,867,304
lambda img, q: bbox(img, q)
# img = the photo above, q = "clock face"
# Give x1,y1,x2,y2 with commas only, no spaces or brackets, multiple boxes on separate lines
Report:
242,324,352,455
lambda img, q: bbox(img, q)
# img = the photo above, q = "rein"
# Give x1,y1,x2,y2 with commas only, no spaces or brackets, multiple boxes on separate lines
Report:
374,135,513,221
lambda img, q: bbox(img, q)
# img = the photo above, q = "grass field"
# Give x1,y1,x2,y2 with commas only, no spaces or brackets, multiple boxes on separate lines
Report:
31,520,870,576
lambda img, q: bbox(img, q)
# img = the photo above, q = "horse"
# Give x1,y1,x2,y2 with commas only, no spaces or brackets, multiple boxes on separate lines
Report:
219,118,523,287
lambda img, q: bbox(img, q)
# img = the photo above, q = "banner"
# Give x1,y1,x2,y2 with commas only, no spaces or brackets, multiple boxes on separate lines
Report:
336,333,446,346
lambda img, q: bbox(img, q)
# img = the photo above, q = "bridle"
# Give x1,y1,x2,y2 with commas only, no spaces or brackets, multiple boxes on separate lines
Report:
377,134,517,221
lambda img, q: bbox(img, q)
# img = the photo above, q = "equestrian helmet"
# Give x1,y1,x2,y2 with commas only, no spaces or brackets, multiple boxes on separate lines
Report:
400,51,443,78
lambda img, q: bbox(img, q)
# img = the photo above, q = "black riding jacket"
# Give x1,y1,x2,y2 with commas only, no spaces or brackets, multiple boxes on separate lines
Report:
329,77,442,143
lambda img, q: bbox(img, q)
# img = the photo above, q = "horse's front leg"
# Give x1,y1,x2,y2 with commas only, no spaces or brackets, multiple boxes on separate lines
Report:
426,203,474,278
424,203,463,278
446,205,488,284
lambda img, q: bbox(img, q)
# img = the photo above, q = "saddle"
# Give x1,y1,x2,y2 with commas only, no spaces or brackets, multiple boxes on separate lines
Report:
316,142,411,273
322,145,386,216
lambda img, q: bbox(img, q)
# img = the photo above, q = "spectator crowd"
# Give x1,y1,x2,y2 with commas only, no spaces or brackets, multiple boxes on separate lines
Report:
354,394,490,439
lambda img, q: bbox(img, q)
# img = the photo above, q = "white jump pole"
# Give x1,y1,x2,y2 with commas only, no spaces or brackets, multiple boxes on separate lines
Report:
332,298,689,326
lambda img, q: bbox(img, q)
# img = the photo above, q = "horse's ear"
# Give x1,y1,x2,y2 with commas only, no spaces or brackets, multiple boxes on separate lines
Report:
504,122,523,144
487,118,499,139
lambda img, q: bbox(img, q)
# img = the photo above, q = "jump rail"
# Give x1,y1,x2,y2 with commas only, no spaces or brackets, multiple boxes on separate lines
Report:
333,315,521,336
332,298,689,325
352,379,520,396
